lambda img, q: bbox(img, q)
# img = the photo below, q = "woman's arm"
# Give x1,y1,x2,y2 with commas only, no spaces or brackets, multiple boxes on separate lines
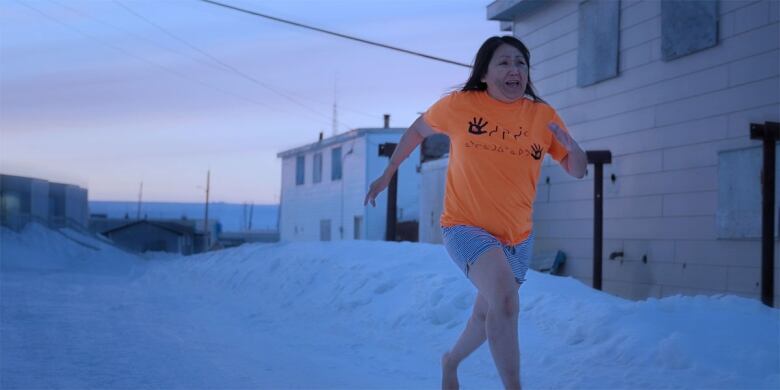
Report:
548,122,587,179
364,115,438,206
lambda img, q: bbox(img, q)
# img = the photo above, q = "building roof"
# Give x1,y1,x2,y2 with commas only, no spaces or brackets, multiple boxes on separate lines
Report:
276,128,405,159
487,0,548,21
101,220,196,236
0,173,87,191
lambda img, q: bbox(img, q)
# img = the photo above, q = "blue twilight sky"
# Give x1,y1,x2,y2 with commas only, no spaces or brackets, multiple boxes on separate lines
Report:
0,0,502,203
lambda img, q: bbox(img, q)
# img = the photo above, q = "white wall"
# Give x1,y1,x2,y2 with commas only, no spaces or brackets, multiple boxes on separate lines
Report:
509,0,779,305
279,138,366,242
340,138,367,240
418,158,448,244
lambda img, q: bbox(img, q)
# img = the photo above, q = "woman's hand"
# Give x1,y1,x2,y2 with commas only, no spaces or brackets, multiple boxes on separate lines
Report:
364,173,392,207
363,115,431,207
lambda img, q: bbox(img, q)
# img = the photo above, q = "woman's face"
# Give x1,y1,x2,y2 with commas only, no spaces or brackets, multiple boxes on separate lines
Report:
481,44,529,103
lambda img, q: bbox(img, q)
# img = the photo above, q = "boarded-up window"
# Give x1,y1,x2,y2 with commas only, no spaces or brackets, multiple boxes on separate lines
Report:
332,147,342,181
577,0,620,87
296,155,305,185
313,152,323,184
717,146,779,239
661,0,718,61
320,219,331,241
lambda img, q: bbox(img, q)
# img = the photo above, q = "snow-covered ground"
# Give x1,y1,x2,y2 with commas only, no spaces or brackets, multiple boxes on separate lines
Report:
2,223,779,389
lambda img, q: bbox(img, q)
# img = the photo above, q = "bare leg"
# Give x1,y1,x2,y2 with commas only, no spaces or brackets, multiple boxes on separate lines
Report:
442,293,489,389
466,247,522,389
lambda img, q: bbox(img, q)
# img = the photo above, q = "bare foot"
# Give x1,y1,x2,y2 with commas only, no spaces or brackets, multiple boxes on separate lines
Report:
441,351,459,390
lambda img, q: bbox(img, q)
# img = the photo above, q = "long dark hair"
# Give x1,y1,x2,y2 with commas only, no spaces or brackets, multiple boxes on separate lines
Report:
461,36,547,105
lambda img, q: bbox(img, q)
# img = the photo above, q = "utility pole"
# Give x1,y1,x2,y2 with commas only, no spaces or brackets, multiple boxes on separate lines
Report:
136,181,143,220
204,170,211,251
248,202,254,231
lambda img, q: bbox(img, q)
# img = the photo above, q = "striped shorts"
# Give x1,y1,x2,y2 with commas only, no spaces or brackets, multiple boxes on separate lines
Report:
441,225,535,286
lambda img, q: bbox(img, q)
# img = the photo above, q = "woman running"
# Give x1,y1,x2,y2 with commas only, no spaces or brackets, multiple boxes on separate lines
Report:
364,35,587,390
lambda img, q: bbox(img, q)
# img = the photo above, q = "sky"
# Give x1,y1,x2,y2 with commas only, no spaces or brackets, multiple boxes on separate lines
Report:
0,0,502,204
2,222,779,388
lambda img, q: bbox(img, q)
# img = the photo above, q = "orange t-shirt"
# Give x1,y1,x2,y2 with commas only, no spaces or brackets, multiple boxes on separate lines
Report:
424,90,570,246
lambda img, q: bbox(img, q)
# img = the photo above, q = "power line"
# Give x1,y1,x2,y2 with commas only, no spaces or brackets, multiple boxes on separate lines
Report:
113,0,359,130
199,0,473,69
19,0,277,112
42,0,346,131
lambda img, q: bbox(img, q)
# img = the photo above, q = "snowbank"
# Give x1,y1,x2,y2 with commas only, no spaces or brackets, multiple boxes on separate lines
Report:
1,224,778,389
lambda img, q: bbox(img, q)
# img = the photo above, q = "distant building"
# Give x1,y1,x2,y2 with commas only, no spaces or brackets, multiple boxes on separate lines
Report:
277,123,420,242
0,174,88,231
100,220,197,255
90,216,221,255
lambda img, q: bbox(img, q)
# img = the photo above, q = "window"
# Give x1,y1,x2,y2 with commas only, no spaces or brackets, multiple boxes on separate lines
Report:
354,216,363,240
313,152,323,183
295,155,305,185
717,145,780,239
320,219,331,241
661,0,718,61
577,0,619,87
331,147,342,181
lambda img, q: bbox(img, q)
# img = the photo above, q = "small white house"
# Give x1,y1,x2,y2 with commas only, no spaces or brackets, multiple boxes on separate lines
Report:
277,127,420,242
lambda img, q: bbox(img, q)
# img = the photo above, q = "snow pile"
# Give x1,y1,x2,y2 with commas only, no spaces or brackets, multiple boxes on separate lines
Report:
0,223,142,277
2,223,779,389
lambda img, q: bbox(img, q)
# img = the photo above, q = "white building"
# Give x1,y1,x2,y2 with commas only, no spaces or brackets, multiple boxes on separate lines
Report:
420,0,779,306
277,127,420,242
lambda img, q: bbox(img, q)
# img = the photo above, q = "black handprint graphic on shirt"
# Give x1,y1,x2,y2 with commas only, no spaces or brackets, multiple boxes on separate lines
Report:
530,144,543,160
467,117,488,135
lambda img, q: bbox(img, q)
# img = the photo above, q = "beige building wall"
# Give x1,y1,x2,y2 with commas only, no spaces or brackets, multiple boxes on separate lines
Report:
491,0,780,306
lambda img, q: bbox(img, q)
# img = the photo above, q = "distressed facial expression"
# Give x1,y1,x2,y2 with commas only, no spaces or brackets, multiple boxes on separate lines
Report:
481,44,529,103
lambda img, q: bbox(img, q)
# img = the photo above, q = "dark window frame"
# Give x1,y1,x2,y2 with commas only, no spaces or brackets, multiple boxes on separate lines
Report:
295,155,305,185
313,152,323,184
331,147,343,181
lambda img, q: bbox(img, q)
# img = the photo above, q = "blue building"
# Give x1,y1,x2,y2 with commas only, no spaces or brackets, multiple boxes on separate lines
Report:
0,174,88,231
